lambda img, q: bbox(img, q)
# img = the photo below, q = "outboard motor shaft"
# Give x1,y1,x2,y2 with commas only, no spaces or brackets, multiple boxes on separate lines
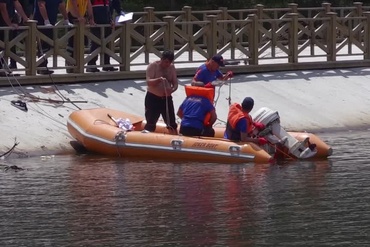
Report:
251,107,317,159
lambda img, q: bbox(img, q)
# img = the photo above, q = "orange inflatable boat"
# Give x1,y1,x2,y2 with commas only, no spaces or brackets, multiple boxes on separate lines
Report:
67,108,332,164
67,108,273,164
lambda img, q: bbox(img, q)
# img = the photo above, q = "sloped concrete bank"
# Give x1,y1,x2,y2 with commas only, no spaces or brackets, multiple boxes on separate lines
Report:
1,67,370,158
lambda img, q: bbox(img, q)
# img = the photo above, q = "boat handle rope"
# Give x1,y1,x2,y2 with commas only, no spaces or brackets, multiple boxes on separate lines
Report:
115,131,126,142
171,139,183,150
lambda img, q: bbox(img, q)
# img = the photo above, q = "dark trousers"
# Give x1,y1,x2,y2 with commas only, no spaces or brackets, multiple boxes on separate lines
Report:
88,6,112,66
37,28,52,68
144,92,178,132
0,29,16,69
180,126,215,137
67,13,78,61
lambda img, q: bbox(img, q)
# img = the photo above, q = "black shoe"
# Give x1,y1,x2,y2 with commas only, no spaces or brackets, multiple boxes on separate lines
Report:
86,67,100,73
0,71,20,77
11,100,28,112
103,66,118,72
37,70,54,75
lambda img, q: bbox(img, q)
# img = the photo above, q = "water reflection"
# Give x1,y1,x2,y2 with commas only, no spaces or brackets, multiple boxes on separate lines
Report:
1,130,370,245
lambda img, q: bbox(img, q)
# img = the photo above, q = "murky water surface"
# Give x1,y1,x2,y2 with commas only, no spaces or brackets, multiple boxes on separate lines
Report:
1,130,370,246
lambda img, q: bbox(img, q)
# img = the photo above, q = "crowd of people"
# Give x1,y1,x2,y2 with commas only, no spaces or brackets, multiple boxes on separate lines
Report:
144,50,268,146
0,0,123,76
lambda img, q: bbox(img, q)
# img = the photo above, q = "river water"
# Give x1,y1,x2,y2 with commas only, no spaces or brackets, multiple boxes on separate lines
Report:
1,129,370,246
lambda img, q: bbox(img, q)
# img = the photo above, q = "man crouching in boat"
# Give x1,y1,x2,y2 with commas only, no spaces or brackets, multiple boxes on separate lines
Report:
144,50,178,135
177,94,217,137
224,97,268,145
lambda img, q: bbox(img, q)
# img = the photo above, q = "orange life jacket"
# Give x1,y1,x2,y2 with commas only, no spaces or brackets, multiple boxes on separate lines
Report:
184,85,214,126
225,103,254,141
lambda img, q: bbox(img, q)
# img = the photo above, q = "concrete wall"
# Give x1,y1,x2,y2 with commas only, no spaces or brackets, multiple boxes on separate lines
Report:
1,67,370,157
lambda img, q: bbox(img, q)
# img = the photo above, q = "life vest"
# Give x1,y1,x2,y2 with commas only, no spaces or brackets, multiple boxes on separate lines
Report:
225,103,254,141
184,85,214,126
185,85,214,103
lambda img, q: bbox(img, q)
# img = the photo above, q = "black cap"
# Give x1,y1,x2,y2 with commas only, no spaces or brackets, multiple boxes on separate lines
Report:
241,97,254,111
211,55,225,67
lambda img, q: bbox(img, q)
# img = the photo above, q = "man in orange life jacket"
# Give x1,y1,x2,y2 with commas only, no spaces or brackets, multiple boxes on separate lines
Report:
191,55,234,89
177,95,217,137
224,97,268,145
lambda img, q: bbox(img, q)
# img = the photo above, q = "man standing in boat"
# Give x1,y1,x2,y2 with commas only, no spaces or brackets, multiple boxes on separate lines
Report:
144,50,178,134
224,97,268,145
191,55,234,89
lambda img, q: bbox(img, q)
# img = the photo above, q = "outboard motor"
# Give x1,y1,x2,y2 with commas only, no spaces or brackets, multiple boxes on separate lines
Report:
251,107,317,159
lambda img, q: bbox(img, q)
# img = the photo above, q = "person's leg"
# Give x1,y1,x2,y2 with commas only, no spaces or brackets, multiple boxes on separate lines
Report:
86,25,99,72
102,25,117,71
179,126,202,136
161,96,178,134
144,92,161,132
87,7,99,66
66,13,77,73
202,126,215,137
0,29,4,74
9,29,17,69
37,28,53,74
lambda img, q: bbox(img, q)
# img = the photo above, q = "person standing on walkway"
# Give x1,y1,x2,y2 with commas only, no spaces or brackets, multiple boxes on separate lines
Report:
65,0,95,73
224,97,268,145
0,0,29,76
110,0,124,17
86,0,117,72
34,0,71,75
8,0,33,70
144,50,178,135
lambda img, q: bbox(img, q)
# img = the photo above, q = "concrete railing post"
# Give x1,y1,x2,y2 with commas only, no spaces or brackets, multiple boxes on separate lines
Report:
120,21,131,71
163,16,175,52
182,6,192,34
322,2,331,13
364,12,370,59
74,21,85,73
354,2,363,16
326,12,337,62
182,6,193,59
287,13,298,63
248,14,259,65
288,3,298,13
218,7,228,46
144,7,154,63
24,20,37,76
206,15,218,57
256,4,264,19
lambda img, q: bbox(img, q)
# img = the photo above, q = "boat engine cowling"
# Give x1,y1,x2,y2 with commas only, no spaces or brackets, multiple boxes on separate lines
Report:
251,107,317,159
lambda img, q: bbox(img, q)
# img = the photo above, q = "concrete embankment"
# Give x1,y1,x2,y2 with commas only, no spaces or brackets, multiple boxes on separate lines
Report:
1,67,370,158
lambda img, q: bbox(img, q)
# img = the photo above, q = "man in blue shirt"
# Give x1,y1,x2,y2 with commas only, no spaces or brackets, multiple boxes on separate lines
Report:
177,95,217,137
191,55,234,88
